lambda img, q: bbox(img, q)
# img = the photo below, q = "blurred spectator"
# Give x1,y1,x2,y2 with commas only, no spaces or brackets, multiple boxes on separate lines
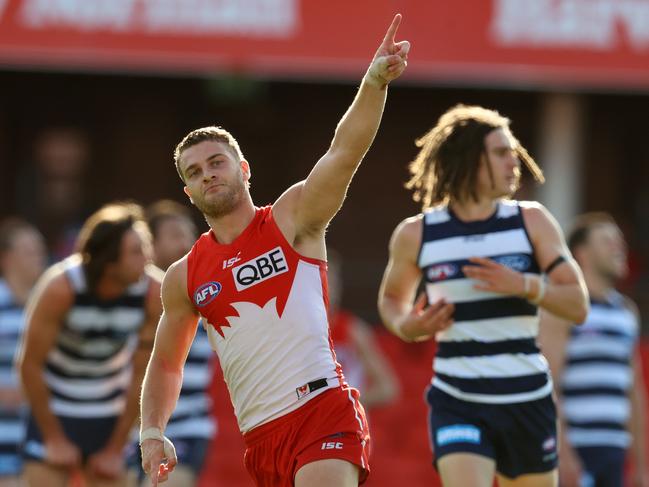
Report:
15,127,90,260
127,200,215,487
16,202,162,487
328,248,399,409
0,218,46,484
539,213,648,487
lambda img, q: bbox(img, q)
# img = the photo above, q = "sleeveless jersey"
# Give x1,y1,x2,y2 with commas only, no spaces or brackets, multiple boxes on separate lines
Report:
186,206,344,433
420,200,552,404
44,256,151,417
561,292,639,449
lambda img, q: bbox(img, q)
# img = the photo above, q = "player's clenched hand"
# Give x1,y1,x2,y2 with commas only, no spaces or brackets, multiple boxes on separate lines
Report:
141,438,176,486
365,13,410,88
397,292,454,342
463,257,526,296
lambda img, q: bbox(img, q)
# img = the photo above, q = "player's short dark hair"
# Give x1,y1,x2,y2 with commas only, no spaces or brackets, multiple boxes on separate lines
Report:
567,212,618,254
173,126,244,181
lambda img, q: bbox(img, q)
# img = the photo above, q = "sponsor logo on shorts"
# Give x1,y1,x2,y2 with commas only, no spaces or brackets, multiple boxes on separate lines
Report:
321,441,344,450
436,424,481,446
232,247,288,291
493,254,531,272
427,263,458,281
542,436,556,451
193,281,222,307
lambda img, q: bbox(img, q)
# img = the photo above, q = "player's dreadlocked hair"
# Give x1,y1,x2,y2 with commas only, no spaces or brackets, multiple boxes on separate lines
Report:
405,104,545,210
173,126,244,182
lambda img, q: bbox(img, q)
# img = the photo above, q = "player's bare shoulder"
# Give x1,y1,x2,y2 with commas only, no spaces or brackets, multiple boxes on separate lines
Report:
161,255,196,312
390,214,424,256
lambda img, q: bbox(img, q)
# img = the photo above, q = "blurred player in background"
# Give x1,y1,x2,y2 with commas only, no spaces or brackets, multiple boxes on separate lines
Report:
139,14,409,487
0,219,46,486
127,200,215,487
327,248,399,409
539,213,648,487
378,104,588,487
17,202,162,487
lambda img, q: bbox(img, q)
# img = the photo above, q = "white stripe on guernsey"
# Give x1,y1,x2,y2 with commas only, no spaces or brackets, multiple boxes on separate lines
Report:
57,333,122,357
0,421,24,443
434,353,549,378
567,336,633,360
496,200,519,218
562,363,633,390
567,428,630,448
172,393,212,417
181,363,212,388
66,307,144,332
346,388,366,470
581,308,638,336
426,279,514,303
0,369,17,387
44,368,131,399
424,209,451,225
432,376,553,404
0,310,24,334
420,229,532,266
126,275,149,296
47,337,136,376
437,316,538,343
165,416,217,439
64,259,85,291
50,395,126,417
563,396,630,423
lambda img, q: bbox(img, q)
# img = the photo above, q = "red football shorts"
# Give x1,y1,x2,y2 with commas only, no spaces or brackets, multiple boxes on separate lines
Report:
243,386,371,486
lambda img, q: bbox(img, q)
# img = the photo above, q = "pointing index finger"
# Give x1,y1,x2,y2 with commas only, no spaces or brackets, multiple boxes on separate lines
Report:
383,13,402,45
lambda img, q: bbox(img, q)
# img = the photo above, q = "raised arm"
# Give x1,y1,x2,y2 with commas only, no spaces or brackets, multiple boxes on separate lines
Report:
140,258,200,485
16,267,81,468
378,216,454,342
274,14,409,247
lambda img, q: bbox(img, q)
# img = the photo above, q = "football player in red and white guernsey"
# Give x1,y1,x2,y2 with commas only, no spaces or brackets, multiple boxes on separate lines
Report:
139,14,409,487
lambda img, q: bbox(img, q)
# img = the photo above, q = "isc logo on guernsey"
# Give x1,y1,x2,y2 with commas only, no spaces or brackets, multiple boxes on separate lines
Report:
232,246,288,291
194,281,222,307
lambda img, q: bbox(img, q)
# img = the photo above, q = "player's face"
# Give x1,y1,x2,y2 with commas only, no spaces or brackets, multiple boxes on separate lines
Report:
153,216,196,271
179,141,249,219
4,228,47,286
111,227,151,285
478,128,521,199
585,223,628,281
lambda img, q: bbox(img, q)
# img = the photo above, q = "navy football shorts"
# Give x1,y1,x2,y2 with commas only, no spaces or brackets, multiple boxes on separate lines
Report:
427,386,558,478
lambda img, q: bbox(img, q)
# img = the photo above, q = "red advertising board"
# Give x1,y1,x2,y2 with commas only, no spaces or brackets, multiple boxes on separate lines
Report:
1,0,649,89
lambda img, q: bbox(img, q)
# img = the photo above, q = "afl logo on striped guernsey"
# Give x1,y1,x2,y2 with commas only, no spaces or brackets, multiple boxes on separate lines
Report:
427,263,458,281
194,282,222,307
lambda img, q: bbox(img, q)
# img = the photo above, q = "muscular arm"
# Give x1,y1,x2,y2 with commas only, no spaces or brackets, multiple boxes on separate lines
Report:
16,266,73,443
378,216,454,342
630,349,648,480
523,203,589,323
140,258,200,481
273,15,409,256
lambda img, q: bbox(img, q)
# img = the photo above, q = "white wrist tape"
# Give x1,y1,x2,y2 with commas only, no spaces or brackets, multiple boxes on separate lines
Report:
364,57,389,88
139,427,177,461
530,275,547,305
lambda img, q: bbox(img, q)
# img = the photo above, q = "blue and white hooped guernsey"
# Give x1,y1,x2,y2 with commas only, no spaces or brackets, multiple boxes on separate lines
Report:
44,256,150,418
561,292,638,449
420,200,552,404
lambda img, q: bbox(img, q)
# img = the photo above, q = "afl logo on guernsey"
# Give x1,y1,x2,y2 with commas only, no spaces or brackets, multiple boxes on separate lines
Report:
427,263,458,281
232,246,288,291
194,282,222,307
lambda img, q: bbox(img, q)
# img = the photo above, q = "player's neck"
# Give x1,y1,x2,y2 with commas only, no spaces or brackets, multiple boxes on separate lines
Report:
95,273,132,300
583,269,614,301
449,197,498,222
3,272,33,306
206,196,256,245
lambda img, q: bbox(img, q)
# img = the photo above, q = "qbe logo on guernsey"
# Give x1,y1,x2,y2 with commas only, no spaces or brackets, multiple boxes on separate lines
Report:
232,247,289,291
